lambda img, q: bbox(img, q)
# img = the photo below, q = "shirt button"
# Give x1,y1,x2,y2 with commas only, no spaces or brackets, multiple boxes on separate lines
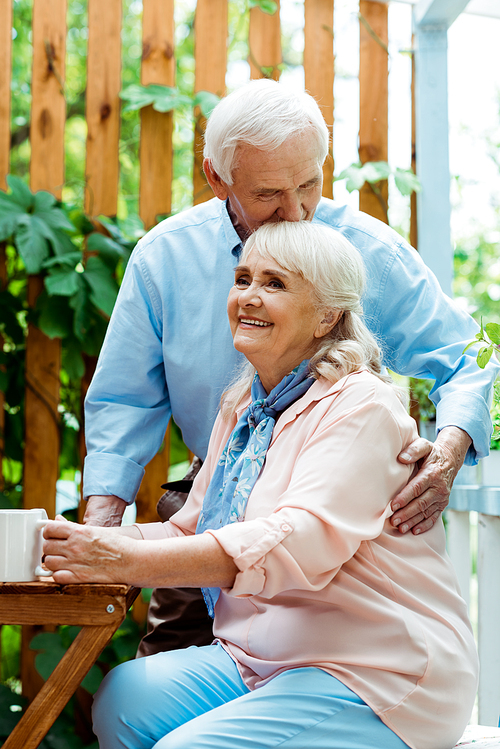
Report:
281,523,291,532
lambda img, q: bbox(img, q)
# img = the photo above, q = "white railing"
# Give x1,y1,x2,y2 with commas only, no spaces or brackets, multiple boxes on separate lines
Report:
446,454,500,727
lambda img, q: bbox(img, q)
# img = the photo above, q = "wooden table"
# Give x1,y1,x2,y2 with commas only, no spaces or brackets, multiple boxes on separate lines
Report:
0,581,140,749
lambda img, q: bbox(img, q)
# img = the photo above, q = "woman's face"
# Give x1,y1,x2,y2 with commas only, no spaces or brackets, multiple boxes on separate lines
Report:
227,247,331,392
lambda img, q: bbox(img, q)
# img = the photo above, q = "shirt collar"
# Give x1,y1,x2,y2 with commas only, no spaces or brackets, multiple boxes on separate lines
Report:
220,198,243,259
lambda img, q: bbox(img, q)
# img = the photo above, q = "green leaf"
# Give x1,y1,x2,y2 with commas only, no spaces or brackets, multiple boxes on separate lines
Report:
485,322,500,345
394,167,421,196
34,191,76,233
119,83,157,112
6,174,34,210
0,684,27,737
36,292,73,339
0,212,20,241
80,664,104,694
83,256,119,317
120,84,191,114
249,0,278,13
336,163,365,192
14,215,50,273
42,251,82,269
87,232,126,267
31,632,66,681
150,86,191,113
462,340,478,354
477,345,493,369
193,90,221,118
62,336,85,379
45,267,81,296
360,161,391,184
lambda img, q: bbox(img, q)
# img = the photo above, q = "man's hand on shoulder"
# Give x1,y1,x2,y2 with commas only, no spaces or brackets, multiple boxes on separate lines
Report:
391,426,472,535
84,495,128,527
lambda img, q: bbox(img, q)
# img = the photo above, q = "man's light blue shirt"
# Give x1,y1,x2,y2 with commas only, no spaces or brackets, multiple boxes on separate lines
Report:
83,197,498,503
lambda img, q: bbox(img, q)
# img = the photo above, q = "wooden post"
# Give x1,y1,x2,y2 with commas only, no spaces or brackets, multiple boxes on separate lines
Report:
359,0,388,223
23,0,67,703
248,2,281,81
193,0,228,205
80,0,121,520
85,0,122,217
0,1,12,491
139,0,175,231
0,0,12,192
134,1,176,525
304,0,334,199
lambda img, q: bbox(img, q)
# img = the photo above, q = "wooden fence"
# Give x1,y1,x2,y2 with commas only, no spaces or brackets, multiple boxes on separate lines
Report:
0,0,402,701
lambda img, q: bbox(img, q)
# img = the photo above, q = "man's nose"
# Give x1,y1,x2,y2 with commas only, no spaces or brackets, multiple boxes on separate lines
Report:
276,192,305,222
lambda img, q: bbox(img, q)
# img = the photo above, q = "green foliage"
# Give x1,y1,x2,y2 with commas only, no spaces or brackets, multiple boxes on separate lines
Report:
120,85,220,118
0,176,141,505
336,161,421,197
463,319,500,370
249,0,278,12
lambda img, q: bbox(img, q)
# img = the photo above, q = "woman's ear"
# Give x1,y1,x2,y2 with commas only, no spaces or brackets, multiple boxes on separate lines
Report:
314,309,343,339
203,158,229,201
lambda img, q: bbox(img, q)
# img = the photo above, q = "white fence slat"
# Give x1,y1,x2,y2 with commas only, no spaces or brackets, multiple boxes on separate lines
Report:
477,513,500,726
446,509,471,610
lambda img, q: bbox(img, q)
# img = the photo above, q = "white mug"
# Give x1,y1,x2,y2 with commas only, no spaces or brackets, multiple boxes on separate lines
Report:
0,509,53,582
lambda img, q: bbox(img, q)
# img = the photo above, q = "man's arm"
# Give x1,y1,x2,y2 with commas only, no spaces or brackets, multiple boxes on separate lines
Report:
391,426,472,534
83,495,128,527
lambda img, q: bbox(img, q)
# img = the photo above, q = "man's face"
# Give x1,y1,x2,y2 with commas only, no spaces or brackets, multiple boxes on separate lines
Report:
205,129,324,239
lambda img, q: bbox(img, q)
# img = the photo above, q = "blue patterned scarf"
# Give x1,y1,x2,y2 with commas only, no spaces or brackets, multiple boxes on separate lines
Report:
196,359,314,616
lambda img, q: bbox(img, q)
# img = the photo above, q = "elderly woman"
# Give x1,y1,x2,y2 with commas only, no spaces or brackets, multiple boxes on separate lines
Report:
43,222,477,749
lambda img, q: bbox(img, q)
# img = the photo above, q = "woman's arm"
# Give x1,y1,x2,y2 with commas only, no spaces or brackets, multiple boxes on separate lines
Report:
42,520,237,588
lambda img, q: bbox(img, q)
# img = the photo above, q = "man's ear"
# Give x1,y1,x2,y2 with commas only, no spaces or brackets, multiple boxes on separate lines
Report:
314,309,343,339
204,158,229,201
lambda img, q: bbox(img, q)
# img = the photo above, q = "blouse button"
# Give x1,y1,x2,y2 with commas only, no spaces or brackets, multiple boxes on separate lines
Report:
281,523,291,532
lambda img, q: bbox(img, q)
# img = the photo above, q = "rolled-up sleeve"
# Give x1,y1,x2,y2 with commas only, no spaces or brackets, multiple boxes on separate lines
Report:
207,392,412,601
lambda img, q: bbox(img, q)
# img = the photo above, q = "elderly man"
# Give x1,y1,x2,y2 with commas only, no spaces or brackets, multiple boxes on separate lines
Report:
82,79,496,655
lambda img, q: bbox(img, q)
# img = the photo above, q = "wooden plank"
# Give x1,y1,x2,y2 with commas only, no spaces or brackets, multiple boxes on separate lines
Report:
24,4,67,699
30,0,66,196
0,3,10,490
0,593,127,626
0,581,136,596
0,0,12,191
23,276,60,518
193,0,228,205
78,354,97,522
135,426,170,523
359,0,388,223
136,2,174,524
139,0,175,230
248,2,281,81
85,0,122,217
304,0,334,199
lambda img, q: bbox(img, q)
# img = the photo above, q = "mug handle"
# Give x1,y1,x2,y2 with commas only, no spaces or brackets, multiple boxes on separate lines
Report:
35,518,53,577
35,565,53,577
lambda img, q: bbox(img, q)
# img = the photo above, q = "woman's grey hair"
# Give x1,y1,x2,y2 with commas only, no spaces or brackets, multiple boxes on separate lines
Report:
222,221,403,417
204,79,329,185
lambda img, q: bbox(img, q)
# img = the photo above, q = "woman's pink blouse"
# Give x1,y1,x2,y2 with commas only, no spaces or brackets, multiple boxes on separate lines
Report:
137,370,478,749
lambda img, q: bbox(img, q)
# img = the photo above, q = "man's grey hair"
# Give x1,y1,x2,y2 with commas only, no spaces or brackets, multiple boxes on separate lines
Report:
203,79,329,185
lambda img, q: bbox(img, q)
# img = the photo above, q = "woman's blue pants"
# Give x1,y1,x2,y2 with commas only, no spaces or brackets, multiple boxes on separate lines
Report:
92,642,409,749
